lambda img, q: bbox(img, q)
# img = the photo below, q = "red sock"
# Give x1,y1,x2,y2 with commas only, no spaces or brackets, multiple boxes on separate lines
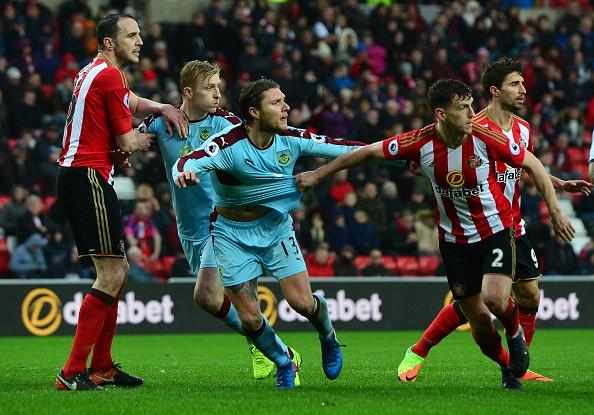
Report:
90,298,120,371
63,292,111,376
493,297,520,338
412,303,467,358
518,305,538,347
471,326,510,367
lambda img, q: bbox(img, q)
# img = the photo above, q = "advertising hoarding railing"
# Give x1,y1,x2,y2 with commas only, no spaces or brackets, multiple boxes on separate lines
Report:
2,276,592,337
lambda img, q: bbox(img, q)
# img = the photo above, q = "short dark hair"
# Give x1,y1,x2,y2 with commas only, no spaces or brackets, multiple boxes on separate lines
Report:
237,78,279,125
481,57,523,99
96,14,135,50
427,79,473,112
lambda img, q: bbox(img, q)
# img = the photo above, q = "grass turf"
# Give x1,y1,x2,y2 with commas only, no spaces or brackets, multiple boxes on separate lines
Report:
0,329,592,415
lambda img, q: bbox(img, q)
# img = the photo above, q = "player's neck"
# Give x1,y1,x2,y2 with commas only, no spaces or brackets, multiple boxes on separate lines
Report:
435,122,467,148
181,102,207,121
97,51,121,69
246,124,274,149
485,103,512,131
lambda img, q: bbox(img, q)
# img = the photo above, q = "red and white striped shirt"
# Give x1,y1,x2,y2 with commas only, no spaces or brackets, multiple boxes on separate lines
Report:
383,123,526,243
58,57,133,183
474,110,532,236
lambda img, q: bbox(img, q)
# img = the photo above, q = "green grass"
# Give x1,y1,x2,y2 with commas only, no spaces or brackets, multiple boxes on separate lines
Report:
1,329,593,414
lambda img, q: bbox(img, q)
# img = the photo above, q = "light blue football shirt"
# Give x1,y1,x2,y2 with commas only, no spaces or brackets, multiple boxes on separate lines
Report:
172,124,366,213
140,109,240,241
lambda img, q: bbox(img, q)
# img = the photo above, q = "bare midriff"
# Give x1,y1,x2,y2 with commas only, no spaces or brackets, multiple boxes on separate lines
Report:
216,205,271,222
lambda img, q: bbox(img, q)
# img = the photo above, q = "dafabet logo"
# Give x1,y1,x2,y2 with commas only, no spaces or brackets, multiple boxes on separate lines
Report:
21,288,62,336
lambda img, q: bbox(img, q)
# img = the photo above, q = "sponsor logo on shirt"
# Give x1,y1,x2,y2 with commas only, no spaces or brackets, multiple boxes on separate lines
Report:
496,167,522,183
435,184,486,199
446,170,465,188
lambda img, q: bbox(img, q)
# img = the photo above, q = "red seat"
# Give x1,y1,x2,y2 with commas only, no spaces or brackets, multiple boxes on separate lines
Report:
381,256,398,272
0,195,11,210
143,257,164,279
394,256,420,276
161,256,176,278
354,255,370,271
418,256,441,276
42,196,57,214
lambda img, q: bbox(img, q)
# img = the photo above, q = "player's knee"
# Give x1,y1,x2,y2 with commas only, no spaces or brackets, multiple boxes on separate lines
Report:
516,288,540,309
483,295,507,315
239,313,262,332
193,289,221,314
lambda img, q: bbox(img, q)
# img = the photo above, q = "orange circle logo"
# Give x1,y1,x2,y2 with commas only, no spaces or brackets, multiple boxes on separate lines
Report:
258,286,278,326
21,288,62,336
446,170,465,188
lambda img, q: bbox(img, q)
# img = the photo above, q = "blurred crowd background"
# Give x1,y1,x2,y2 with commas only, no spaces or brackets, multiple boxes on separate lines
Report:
1,0,594,281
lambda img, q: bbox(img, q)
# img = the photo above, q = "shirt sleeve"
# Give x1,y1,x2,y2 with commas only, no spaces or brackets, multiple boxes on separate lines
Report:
297,130,365,159
489,133,526,168
100,69,133,136
172,136,231,179
589,131,594,162
381,133,419,162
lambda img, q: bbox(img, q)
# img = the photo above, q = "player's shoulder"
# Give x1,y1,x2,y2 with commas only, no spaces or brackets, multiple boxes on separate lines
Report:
281,126,327,142
472,122,507,144
511,113,530,129
473,109,489,125
94,64,128,88
208,123,247,149
397,124,435,147
210,107,242,125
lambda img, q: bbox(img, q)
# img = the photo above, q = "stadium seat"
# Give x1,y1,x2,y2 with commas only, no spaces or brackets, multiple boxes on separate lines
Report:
161,256,176,279
143,258,164,280
381,256,398,272
42,196,56,214
0,237,12,277
0,195,11,210
394,256,420,276
418,256,441,276
354,255,370,271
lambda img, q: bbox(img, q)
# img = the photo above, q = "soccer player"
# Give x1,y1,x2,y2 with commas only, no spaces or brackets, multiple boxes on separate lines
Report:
173,79,367,389
139,60,277,379
296,79,575,390
397,58,592,384
55,14,188,391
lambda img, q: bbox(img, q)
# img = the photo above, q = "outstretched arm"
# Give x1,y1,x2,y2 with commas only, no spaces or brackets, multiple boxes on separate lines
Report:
548,174,592,196
522,151,575,242
128,92,189,138
295,141,385,191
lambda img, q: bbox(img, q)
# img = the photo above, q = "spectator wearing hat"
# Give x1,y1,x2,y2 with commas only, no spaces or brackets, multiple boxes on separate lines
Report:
9,233,48,278
11,38,37,78
34,38,61,84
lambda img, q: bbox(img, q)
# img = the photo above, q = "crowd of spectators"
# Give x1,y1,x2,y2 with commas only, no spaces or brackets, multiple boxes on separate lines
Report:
1,0,594,279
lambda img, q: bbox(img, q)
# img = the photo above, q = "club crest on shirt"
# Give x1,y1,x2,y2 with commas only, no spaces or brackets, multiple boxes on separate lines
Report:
179,144,193,157
466,155,484,168
199,129,210,141
278,152,290,166
446,170,465,188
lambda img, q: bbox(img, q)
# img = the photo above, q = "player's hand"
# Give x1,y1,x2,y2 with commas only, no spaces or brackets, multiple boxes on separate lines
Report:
135,131,155,151
161,104,189,138
551,211,575,242
409,160,422,176
295,171,320,192
175,171,200,188
109,148,132,167
562,179,593,196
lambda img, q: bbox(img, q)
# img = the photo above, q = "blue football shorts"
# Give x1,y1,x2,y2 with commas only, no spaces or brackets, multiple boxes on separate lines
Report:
211,210,306,287
180,235,218,276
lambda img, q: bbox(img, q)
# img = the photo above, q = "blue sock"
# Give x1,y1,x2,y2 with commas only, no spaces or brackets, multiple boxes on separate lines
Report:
243,315,291,368
307,294,334,339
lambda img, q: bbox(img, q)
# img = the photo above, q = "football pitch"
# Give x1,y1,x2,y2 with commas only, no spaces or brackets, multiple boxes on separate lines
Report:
1,329,592,415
